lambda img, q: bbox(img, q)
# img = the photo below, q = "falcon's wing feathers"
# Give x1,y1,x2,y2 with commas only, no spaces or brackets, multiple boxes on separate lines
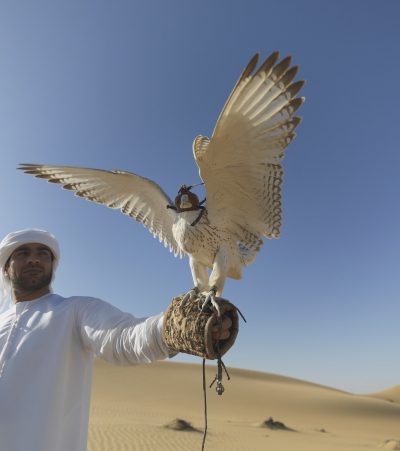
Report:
193,51,304,241
17,164,183,258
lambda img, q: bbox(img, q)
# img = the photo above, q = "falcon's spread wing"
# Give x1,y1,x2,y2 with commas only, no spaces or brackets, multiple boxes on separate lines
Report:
193,51,304,242
17,164,183,257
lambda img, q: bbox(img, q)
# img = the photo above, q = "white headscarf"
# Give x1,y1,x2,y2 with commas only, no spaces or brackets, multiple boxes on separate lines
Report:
0,229,60,312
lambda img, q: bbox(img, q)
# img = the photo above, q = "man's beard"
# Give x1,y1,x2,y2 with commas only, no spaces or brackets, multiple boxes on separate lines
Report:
11,270,53,293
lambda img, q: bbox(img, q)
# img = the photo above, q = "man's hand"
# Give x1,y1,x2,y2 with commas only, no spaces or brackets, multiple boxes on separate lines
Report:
212,315,232,342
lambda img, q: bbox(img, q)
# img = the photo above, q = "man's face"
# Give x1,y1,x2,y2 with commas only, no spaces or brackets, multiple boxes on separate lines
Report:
4,243,54,293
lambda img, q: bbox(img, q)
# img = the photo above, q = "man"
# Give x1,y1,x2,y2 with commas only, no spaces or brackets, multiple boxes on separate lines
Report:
0,229,232,451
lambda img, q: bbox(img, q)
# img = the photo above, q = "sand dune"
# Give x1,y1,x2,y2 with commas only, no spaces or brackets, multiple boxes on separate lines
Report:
88,359,400,451
370,386,400,404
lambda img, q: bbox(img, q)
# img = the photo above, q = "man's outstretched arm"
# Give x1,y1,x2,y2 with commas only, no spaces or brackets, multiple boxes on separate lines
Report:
75,297,170,364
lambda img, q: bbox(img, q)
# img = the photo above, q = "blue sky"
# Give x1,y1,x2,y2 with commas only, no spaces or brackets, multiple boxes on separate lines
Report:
1,0,399,393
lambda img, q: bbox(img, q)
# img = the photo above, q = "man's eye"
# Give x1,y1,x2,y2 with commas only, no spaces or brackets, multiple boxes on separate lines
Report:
40,251,51,257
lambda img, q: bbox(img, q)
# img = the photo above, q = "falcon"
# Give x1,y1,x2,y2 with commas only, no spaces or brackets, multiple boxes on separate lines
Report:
18,51,305,313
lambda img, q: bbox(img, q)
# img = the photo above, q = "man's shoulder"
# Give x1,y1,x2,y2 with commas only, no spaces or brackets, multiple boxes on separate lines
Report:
60,295,131,321
56,294,105,306
59,294,119,311
61,294,101,302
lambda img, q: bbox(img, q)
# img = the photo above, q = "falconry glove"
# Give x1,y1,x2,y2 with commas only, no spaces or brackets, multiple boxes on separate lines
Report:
162,293,239,360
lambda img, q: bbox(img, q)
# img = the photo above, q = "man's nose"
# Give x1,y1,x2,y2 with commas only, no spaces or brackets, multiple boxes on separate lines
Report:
27,254,41,264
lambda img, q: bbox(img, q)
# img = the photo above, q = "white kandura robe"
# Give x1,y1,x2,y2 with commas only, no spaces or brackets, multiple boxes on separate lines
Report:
0,293,170,451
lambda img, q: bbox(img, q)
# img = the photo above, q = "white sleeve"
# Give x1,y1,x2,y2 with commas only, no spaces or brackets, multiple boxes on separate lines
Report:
75,297,170,364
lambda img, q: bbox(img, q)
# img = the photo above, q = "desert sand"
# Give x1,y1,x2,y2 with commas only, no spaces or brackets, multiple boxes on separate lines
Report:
88,359,400,451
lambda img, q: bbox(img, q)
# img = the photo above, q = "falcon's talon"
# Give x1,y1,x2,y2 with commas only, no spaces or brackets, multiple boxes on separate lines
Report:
181,287,200,306
201,288,221,316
